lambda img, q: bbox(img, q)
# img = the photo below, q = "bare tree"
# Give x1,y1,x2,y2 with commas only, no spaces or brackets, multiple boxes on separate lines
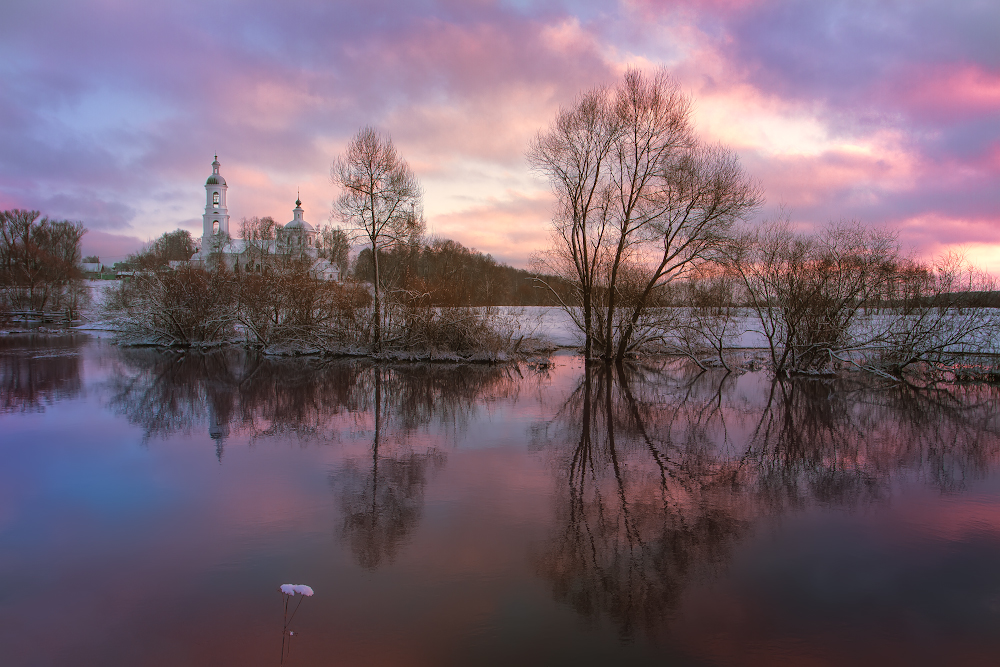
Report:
332,127,423,351
728,220,901,375
661,263,743,371
202,227,231,271
728,219,1000,379
0,209,86,316
528,87,617,360
599,69,694,360
240,216,279,268
529,69,761,361
866,252,1000,379
128,229,197,270
318,224,351,277
612,142,762,358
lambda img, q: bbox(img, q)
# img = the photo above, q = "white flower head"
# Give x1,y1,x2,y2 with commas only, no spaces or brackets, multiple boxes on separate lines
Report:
280,584,315,596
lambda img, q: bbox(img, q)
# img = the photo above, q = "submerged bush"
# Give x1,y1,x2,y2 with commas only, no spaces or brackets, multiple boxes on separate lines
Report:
105,261,531,359
105,266,237,345
387,303,527,356
726,221,1000,379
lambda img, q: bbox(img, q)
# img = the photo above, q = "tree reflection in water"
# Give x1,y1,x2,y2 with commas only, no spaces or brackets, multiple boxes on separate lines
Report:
534,360,1000,640
334,364,519,569
534,362,751,639
104,348,369,450
102,347,519,568
0,334,85,412
82,345,1000,636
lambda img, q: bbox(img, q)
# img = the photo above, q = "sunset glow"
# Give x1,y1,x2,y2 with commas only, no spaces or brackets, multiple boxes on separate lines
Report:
1,0,997,270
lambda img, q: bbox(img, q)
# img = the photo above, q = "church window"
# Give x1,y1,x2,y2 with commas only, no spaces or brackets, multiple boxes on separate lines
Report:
213,192,220,209
308,237,313,247
213,220,219,235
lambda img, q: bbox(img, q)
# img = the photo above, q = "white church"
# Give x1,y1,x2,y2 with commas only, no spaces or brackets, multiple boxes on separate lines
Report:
193,156,339,280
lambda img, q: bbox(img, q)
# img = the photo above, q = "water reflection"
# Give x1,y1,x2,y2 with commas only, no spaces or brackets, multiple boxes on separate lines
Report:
0,333,85,412
102,347,520,567
534,363,750,639
534,361,1000,639
745,377,1000,506
104,348,366,450
105,349,519,446
6,338,1000,663
333,365,519,569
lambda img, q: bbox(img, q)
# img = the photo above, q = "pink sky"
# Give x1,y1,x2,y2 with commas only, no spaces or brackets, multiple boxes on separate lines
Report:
0,0,997,270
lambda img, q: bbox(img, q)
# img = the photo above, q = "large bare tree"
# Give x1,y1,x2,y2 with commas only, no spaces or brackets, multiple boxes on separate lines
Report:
529,69,761,361
527,88,617,360
332,127,423,351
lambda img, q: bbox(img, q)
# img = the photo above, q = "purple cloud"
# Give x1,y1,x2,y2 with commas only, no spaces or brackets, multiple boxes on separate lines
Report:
0,0,997,270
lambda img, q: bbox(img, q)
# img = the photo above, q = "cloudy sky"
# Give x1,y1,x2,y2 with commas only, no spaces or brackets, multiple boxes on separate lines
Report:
1,0,998,269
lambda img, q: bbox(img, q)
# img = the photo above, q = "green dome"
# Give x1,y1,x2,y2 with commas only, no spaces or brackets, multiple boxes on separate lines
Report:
207,155,226,185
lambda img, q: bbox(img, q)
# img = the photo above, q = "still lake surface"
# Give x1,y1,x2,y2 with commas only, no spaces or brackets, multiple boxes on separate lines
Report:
3,333,1000,666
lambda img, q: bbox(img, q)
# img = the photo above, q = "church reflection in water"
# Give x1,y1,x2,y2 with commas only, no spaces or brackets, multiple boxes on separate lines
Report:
17,339,998,640
100,345,520,568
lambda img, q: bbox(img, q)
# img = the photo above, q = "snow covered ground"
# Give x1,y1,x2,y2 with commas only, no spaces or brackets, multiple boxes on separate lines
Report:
511,307,580,348
76,279,119,331
517,306,771,349
520,305,1000,353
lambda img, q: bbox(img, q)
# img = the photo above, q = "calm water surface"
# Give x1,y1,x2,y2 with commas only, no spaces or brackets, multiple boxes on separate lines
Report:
3,334,1000,666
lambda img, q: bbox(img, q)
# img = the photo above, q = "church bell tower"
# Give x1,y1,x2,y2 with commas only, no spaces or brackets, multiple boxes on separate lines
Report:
202,155,230,245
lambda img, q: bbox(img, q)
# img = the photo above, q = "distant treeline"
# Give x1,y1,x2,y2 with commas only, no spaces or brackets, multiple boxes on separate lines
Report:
354,238,573,307
919,291,1000,308
127,229,198,270
663,278,1000,310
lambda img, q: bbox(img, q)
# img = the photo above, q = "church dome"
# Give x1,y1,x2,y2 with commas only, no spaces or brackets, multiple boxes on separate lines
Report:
284,218,315,232
206,156,226,185
285,196,314,231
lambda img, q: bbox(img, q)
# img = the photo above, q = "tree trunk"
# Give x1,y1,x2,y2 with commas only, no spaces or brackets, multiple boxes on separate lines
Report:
371,238,381,352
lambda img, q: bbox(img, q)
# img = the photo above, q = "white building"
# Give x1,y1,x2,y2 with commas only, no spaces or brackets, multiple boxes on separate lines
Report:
202,155,230,242
194,156,339,280
276,195,318,252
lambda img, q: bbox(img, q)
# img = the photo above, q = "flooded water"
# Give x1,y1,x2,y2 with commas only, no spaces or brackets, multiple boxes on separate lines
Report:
3,334,1000,666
